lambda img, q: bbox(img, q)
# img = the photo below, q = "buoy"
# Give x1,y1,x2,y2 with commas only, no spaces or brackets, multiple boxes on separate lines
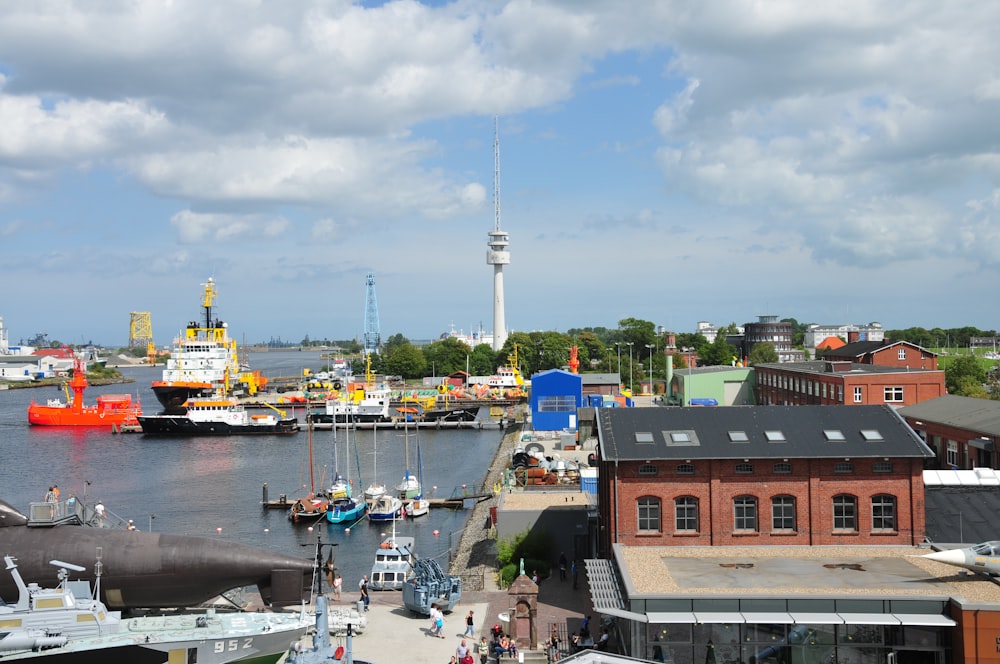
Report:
334,646,346,660
216,528,222,534
433,530,440,536
307,526,314,532
264,528,269,534
462,484,467,489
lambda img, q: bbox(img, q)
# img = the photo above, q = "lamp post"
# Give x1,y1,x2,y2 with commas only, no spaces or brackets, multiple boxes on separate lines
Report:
627,342,634,393
646,344,655,395
615,342,623,377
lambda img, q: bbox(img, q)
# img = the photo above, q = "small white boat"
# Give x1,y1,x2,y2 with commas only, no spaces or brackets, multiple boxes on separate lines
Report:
367,494,403,522
369,526,415,591
0,554,312,663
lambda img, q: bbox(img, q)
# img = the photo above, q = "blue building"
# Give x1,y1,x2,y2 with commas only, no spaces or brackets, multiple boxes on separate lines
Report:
529,369,582,431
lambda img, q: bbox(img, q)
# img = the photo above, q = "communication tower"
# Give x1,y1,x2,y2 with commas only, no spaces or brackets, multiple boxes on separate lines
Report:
129,311,153,348
486,116,510,351
362,272,381,356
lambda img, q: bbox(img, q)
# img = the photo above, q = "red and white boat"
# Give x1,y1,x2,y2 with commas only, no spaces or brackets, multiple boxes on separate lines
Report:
28,355,141,427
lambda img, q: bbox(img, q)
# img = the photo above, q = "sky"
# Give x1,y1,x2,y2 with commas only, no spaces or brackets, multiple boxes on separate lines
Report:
1,0,999,348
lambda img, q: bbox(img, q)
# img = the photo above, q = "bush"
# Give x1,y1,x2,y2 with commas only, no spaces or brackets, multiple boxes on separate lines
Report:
495,527,554,587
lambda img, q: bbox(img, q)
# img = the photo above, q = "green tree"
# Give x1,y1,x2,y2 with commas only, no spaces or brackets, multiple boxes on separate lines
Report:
748,342,779,365
700,332,739,366
946,355,987,395
674,332,707,351
618,317,657,348
468,344,496,375
574,331,605,371
421,337,472,376
382,341,427,379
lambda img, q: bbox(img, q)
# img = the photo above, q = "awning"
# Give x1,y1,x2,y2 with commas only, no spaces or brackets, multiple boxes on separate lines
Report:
596,607,648,623
969,438,995,452
790,613,844,625
840,613,901,625
646,612,697,623
693,612,744,624
741,612,794,624
893,614,957,627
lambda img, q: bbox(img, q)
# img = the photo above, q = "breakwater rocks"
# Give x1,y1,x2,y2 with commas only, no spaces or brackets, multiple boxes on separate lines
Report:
449,417,523,591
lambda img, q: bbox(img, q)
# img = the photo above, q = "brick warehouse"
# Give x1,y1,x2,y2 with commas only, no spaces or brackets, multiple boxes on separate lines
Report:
593,404,934,556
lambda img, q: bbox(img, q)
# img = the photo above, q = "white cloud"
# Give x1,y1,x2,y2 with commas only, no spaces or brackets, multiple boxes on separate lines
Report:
170,210,289,244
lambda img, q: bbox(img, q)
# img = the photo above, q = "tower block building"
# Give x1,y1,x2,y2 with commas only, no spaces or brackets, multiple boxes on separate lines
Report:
487,117,509,352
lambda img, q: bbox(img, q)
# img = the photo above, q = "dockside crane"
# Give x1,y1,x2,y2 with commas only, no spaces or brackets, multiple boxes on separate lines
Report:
362,272,381,356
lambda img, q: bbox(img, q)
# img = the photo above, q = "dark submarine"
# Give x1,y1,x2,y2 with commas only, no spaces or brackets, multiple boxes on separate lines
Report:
0,499,312,609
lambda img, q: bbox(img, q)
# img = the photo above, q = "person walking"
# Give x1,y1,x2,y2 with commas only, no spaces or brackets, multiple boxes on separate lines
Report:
571,560,579,590
464,610,475,637
359,575,370,611
456,639,470,661
558,552,567,581
333,573,342,602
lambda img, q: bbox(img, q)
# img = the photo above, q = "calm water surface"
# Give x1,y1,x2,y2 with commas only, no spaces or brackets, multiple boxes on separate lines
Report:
0,351,502,589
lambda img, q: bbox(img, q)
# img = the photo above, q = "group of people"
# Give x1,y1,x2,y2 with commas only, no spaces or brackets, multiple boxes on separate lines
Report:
488,622,518,659
429,602,446,638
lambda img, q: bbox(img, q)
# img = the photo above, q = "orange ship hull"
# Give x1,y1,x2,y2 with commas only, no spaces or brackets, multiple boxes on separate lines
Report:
28,394,141,427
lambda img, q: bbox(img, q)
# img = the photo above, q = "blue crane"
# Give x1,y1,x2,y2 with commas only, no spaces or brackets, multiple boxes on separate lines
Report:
363,271,381,356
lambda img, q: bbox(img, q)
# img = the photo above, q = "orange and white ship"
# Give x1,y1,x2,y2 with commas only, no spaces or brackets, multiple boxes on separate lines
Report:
152,278,266,413
28,354,141,427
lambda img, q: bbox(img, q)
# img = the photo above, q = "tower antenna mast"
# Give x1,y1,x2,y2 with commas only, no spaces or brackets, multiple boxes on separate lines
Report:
486,116,510,351
363,272,381,356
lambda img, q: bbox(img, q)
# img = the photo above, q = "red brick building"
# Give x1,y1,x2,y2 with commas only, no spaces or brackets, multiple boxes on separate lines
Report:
824,339,939,370
754,360,945,406
594,405,933,556
899,394,1000,469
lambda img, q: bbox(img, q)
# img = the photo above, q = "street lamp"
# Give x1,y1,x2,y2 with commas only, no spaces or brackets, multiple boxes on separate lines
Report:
646,344,655,395
627,342,634,393
615,342,623,377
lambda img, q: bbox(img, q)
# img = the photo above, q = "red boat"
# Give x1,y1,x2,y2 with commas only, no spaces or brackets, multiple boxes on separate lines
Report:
28,355,142,427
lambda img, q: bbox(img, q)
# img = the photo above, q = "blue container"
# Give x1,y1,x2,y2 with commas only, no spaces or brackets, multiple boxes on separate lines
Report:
581,477,598,494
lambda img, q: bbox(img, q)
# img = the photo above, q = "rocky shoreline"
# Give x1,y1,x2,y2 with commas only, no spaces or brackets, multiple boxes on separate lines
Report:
448,417,523,591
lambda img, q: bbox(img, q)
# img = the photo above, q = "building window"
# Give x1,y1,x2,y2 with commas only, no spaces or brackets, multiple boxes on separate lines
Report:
675,463,695,475
833,495,857,531
853,386,863,403
773,462,792,474
638,464,658,476
734,496,757,532
833,461,854,473
884,386,904,402
771,496,796,531
837,385,844,402
898,347,906,360
735,463,754,474
872,461,892,473
675,497,698,533
637,497,661,533
872,495,896,531
947,441,958,467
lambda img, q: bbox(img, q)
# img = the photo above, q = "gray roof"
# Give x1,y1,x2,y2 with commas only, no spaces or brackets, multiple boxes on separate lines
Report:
581,373,620,385
899,395,1000,437
597,405,934,461
925,485,1000,545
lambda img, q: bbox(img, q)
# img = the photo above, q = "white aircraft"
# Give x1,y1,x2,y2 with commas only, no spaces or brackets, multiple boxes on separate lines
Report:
922,541,1000,574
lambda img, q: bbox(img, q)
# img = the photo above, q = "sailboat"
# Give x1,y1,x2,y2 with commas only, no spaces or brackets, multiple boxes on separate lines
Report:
406,439,429,518
395,420,421,500
327,414,366,525
288,417,330,523
363,425,387,503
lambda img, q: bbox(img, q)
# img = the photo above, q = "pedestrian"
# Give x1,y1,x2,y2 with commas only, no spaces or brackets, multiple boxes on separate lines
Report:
94,501,106,524
596,628,609,651
464,610,475,637
571,560,579,590
333,573,342,601
456,639,470,660
52,485,60,501
44,487,57,503
548,629,561,662
478,636,490,664
581,615,591,638
531,569,540,585
126,519,136,531
359,575,370,611
434,606,445,638
558,552,567,581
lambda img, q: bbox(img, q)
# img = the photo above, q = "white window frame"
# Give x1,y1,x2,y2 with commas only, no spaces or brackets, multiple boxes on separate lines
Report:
884,386,904,402
854,386,863,403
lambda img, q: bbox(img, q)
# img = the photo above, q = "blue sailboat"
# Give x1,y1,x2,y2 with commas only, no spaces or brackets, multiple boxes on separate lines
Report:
327,416,366,525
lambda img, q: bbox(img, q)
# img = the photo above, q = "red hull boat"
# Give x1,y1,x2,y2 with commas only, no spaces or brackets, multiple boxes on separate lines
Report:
28,355,141,427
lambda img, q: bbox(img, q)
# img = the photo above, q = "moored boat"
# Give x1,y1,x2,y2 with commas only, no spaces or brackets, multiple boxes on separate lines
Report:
369,526,414,591
28,355,141,427
138,397,298,436
366,494,403,522
152,278,267,413
0,553,312,663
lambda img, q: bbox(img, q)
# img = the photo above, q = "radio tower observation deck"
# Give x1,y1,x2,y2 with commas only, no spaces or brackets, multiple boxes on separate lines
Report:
486,116,509,352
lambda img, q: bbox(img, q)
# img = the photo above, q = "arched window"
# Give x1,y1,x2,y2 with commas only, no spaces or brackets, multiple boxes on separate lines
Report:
674,496,698,533
833,494,857,531
771,495,796,532
637,497,661,533
734,496,757,532
872,494,896,531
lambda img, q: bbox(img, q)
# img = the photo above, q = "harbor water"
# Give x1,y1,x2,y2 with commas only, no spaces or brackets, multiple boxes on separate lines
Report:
0,351,503,593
